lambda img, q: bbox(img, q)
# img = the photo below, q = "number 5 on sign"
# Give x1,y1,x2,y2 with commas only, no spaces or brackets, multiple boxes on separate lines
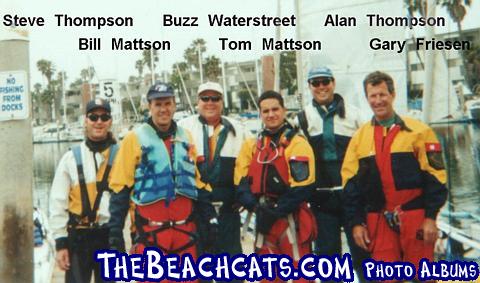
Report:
103,81,114,97
99,79,122,125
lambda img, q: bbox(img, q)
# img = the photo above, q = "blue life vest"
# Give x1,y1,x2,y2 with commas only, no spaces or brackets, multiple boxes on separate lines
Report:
132,124,197,205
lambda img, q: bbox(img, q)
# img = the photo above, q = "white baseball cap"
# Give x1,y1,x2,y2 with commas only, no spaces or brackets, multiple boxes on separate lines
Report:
197,81,223,96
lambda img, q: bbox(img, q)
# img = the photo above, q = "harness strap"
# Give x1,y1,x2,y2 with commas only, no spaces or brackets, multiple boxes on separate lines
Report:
72,144,118,226
90,144,118,223
297,110,310,140
72,146,92,223
135,211,197,254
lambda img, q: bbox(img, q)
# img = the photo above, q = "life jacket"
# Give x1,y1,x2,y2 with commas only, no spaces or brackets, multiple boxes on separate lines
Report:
247,128,317,246
247,128,296,198
71,143,118,227
132,124,197,205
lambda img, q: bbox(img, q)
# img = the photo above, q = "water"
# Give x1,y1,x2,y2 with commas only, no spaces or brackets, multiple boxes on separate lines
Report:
33,141,80,212
433,123,480,215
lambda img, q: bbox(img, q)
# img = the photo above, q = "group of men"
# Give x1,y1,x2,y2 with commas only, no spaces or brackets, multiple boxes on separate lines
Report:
49,68,447,283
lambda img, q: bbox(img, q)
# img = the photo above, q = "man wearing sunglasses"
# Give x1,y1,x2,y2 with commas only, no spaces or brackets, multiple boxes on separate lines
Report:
50,98,118,283
178,82,250,278
234,91,317,283
107,82,215,283
295,66,368,282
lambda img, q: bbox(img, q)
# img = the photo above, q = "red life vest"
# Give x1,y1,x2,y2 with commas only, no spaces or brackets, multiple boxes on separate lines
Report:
247,130,295,198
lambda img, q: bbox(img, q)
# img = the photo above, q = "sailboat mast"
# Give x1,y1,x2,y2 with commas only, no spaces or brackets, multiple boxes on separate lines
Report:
62,71,67,124
221,60,229,110
294,0,305,109
175,63,195,113
273,0,281,92
150,49,155,85
422,0,436,124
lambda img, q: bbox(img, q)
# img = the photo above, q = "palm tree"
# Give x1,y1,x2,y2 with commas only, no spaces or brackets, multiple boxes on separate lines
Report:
440,0,474,90
135,59,144,82
80,67,95,82
204,55,221,82
184,38,206,72
405,0,476,92
142,50,159,76
36,59,56,122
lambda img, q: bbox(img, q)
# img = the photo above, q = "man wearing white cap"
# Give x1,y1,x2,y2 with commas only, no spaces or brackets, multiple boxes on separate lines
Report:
295,66,368,282
178,82,250,273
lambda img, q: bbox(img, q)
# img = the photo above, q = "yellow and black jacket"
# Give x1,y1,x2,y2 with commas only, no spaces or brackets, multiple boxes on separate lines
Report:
49,142,118,249
178,115,250,206
234,125,315,216
341,115,448,227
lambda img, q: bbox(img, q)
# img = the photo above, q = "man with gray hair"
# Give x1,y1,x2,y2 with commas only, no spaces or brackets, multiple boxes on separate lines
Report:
178,82,250,272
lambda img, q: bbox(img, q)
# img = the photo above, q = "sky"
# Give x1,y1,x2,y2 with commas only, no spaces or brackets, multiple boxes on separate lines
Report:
2,0,297,87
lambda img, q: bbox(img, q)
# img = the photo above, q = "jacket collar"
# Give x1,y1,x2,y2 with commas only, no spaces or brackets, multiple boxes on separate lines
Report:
198,115,236,136
312,93,346,118
371,113,412,132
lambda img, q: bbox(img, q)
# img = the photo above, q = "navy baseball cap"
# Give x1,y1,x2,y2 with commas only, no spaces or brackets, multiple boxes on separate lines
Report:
307,66,334,81
85,98,111,114
147,82,174,101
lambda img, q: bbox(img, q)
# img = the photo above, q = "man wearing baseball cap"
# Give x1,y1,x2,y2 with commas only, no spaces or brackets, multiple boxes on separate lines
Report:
178,82,250,281
107,82,215,282
295,67,368,282
50,98,118,282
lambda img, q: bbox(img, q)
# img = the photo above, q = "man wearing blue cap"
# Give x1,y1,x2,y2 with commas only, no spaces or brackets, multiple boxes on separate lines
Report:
107,82,215,283
50,98,118,283
295,67,368,282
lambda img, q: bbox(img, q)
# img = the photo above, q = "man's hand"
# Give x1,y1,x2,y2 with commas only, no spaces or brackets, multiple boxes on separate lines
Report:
56,248,70,271
352,224,370,251
422,218,438,244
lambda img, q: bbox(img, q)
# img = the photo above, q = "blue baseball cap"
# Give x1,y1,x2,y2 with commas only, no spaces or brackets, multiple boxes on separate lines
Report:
307,66,334,81
147,82,174,101
85,98,111,114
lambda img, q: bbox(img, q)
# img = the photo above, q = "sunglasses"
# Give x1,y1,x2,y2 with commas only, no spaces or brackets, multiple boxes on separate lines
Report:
199,96,222,103
87,113,112,122
309,78,332,87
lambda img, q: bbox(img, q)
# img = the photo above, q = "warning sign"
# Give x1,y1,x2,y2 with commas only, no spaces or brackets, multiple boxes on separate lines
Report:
0,71,29,121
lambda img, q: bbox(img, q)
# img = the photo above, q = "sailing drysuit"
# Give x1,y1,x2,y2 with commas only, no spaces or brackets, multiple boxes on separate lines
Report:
49,139,118,283
108,120,213,283
342,115,447,276
178,115,250,259
234,124,317,283
295,94,369,282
